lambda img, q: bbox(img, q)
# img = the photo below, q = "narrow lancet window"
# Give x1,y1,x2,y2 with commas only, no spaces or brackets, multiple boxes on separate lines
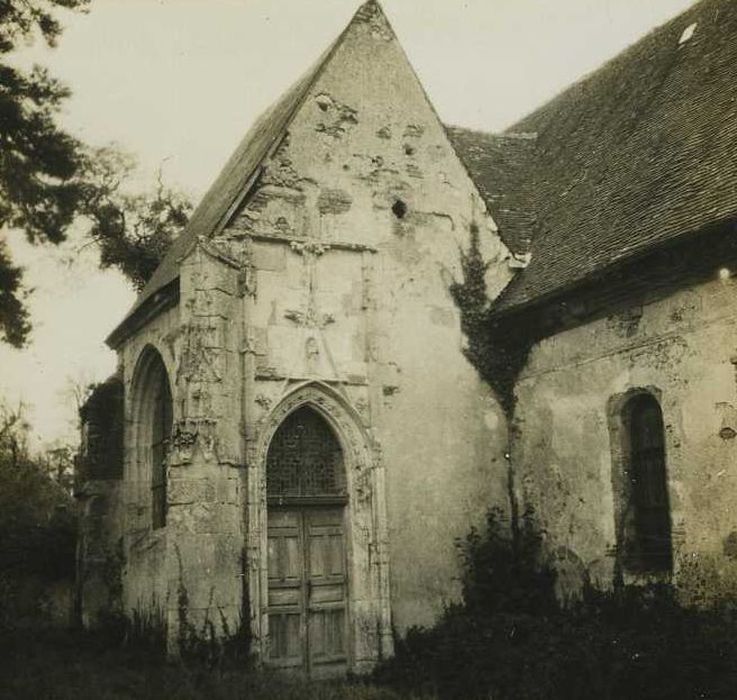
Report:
623,393,672,573
146,354,172,530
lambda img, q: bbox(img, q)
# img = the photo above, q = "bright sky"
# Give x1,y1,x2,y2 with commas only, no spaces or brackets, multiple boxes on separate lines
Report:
1,0,696,449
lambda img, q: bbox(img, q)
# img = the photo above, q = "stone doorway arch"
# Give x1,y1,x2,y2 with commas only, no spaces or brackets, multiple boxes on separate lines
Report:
246,382,392,675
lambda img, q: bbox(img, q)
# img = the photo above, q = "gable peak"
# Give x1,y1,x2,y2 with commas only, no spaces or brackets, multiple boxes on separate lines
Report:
350,0,396,41
355,0,383,16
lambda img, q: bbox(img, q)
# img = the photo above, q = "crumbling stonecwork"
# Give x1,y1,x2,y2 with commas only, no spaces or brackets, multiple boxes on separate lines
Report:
78,0,737,671
77,0,513,674
76,377,125,625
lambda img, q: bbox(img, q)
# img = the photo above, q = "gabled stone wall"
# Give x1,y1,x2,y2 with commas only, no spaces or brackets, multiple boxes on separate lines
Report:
88,0,517,666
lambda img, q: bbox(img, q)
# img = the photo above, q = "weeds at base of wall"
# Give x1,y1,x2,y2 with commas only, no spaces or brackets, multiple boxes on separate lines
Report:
0,626,414,700
77,548,253,674
91,597,253,682
174,545,253,671
372,507,737,700
94,602,168,659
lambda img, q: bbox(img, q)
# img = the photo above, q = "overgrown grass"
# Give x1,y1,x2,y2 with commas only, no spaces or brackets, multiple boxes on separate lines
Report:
7,508,737,699
372,509,737,700
0,625,428,700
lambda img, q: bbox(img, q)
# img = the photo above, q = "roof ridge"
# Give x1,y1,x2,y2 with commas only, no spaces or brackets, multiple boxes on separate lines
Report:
507,0,703,134
446,124,537,140
491,0,737,315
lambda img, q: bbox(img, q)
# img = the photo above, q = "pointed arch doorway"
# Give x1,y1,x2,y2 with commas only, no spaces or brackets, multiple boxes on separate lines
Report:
249,383,393,676
265,405,349,676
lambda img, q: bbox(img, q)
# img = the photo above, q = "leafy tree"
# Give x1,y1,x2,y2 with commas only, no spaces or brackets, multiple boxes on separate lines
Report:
0,401,76,630
1,1,89,346
0,0,191,347
0,240,28,346
78,147,192,290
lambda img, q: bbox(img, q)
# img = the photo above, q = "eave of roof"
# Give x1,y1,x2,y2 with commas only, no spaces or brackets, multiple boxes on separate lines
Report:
106,279,179,350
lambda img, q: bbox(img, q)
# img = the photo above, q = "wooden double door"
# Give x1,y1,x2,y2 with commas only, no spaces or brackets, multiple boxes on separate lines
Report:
266,505,348,676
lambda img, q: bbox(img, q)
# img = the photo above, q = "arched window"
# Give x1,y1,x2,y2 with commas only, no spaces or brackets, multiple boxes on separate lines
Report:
622,393,672,573
266,406,346,500
150,365,172,529
133,348,173,530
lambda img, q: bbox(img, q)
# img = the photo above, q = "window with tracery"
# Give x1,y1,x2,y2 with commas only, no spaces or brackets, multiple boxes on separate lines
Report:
266,406,345,499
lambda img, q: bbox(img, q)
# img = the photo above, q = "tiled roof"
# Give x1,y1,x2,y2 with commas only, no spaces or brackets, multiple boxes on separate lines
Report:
455,0,737,315
111,0,737,341
445,127,537,255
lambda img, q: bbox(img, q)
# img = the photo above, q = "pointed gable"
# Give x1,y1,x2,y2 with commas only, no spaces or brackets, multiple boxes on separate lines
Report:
137,47,335,300
109,0,506,347
108,9,357,346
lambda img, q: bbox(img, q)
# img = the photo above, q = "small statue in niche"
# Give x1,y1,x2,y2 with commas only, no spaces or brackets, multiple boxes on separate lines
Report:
306,336,320,374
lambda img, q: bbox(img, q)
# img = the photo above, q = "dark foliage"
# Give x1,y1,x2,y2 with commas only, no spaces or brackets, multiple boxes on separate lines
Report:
0,403,77,628
0,0,90,242
77,375,124,483
78,148,192,291
0,626,410,700
374,508,737,700
0,238,29,346
450,224,534,415
0,1,89,346
0,1,192,347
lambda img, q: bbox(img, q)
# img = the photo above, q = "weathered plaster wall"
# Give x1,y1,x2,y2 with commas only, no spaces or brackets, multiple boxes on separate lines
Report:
220,4,513,633
117,250,246,642
514,275,737,603
109,2,515,658
76,380,124,625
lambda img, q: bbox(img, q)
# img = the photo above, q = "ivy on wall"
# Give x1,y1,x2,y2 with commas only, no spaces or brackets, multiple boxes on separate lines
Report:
78,377,124,483
449,224,534,417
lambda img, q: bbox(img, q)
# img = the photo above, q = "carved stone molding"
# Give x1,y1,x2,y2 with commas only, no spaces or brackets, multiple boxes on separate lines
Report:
289,240,331,256
246,381,392,670
169,418,219,465
177,322,223,384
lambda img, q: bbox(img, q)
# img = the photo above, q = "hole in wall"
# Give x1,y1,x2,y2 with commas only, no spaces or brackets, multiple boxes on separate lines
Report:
392,199,407,219
404,144,415,156
315,94,332,112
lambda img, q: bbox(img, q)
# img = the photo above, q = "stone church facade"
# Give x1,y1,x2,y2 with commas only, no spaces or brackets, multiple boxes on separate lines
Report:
76,0,737,676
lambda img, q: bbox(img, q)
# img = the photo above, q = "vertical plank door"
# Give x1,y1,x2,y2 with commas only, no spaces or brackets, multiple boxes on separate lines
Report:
305,508,348,676
266,507,348,675
266,509,305,667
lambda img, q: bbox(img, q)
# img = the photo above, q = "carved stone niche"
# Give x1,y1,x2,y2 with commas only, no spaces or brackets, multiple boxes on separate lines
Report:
169,418,219,465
